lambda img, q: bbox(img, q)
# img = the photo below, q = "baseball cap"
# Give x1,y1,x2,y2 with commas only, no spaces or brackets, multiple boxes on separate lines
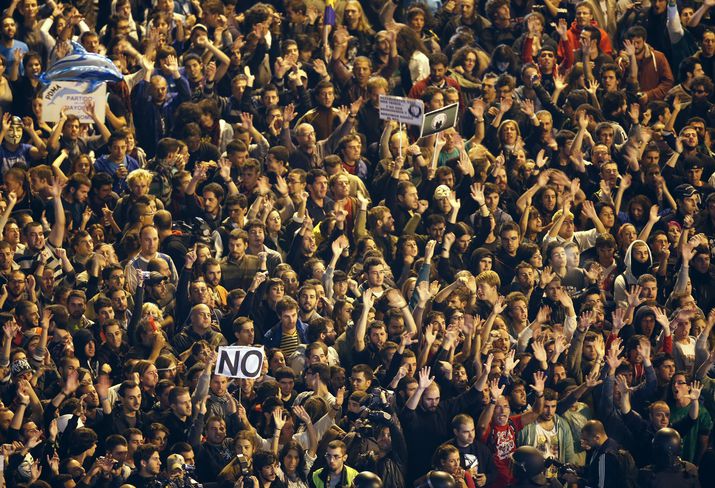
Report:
674,184,698,199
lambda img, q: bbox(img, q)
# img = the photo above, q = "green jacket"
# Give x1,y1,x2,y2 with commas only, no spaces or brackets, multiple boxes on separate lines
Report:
310,465,358,488
516,415,578,465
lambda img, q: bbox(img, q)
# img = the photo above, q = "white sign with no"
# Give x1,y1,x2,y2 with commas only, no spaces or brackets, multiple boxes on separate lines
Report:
214,346,265,379
379,95,425,126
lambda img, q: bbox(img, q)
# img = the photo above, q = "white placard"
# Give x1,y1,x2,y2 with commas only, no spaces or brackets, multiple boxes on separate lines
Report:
41,81,107,123
214,346,265,379
379,95,425,126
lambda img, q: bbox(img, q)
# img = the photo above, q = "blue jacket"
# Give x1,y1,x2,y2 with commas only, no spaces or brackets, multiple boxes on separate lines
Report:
262,319,309,349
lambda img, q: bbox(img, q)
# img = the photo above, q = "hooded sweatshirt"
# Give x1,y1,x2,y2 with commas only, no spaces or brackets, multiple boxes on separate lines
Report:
613,240,652,308
635,43,675,102
558,20,613,61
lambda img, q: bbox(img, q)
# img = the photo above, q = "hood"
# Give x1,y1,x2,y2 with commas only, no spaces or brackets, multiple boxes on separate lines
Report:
72,328,96,361
623,239,652,270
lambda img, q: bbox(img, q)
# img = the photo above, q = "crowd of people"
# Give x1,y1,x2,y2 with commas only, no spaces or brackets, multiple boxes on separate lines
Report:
3,0,715,487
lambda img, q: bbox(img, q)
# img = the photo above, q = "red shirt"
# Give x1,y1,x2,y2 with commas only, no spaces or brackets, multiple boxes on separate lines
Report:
481,415,525,488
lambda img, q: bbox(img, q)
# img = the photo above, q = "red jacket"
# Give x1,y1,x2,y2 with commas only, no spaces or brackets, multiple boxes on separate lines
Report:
408,75,461,100
558,20,613,60
522,35,575,71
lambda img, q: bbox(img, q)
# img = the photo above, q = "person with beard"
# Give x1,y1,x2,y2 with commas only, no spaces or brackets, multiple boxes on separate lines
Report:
444,414,497,488
490,223,530,293
516,389,578,469
144,271,175,319
219,229,261,292
126,444,163,488
297,284,322,326
280,101,357,173
96,320,128,384
233,276,282,340
192,408,243,484
409,53,460,100
685,245,715,313
401,366,489,486
0,17,28,78
614,240,653,308
246,220,282,274
619,373,699,468
477,373,546,488
558,2,613,59
623,25,674,104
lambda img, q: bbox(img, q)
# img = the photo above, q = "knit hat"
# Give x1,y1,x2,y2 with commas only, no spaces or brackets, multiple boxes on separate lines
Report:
11,359,32,378
433,185,451,200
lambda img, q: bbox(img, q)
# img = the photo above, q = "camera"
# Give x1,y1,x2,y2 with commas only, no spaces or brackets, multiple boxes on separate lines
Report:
363,387,393,411
172,217,213,247
236,454,254,488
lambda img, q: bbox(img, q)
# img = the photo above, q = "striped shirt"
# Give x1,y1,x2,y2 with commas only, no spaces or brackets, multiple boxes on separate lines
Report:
279,330,300,356
15,243,62,284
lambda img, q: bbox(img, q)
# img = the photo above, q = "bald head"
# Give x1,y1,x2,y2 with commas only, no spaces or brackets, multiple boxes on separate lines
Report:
421,383,441,412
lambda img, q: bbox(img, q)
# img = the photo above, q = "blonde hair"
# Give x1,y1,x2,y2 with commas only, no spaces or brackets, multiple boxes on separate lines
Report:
127,168,153,186
474,270,501,288
142,302,164,321
340,0,374,35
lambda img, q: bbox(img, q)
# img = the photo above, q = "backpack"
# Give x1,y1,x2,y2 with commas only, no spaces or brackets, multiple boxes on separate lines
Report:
612,449,639,488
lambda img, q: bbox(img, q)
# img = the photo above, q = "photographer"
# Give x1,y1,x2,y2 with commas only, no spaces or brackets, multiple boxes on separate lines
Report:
344,407,407,488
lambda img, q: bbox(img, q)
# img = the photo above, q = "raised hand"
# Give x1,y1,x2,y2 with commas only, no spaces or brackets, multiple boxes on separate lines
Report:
531,371,547,395
443,232,456,250
488,377,505,401
272,408,287,431
417,366,434,389
470,182,486,206
535,305,551,325
611,307,627,333
504,348,520,375
625,285,644,308
532,338,547,363
539,265,555,288
689,380,703,401
292,404,311,424
283,103,297,125
605,338,624,371
362,288,375,310
468,98,486,118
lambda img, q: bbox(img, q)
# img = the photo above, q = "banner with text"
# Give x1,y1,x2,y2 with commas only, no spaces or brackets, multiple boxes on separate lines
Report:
41,81,106,123
379,95,425,126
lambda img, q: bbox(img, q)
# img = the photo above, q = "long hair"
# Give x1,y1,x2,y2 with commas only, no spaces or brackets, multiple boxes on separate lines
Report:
396,26,427,59
338,0,374,35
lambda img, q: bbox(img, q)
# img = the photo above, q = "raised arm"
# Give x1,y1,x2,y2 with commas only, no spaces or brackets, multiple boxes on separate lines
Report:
47,177,65,247
406,366,433,411
354,289,374,352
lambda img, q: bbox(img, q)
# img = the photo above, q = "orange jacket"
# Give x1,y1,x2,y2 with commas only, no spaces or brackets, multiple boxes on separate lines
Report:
558,20,613,60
